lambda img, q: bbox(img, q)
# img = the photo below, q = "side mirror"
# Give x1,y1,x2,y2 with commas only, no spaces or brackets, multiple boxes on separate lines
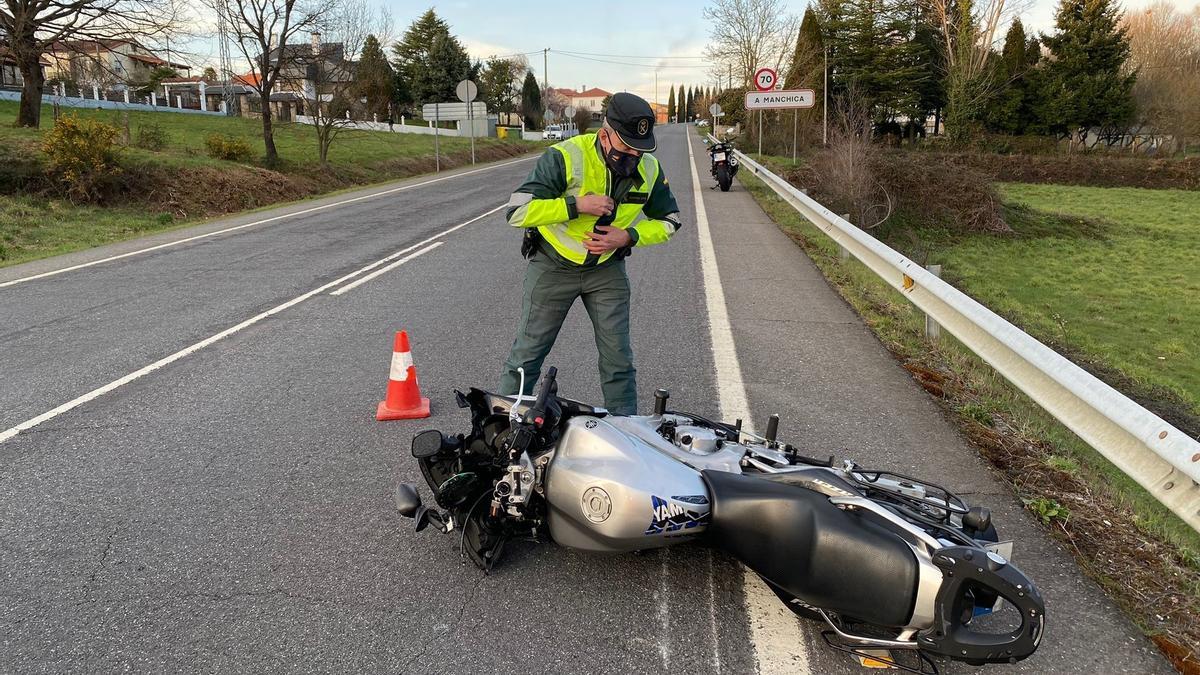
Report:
394,482,448,533
411,429,445,458
394,482,423,518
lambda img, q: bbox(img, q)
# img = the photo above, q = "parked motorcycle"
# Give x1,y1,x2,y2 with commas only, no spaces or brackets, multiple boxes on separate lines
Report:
709,140,739,192
395,368,1044,671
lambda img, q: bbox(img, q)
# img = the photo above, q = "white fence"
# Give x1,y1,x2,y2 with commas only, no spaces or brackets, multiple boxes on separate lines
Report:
293,114,500,139
0,89,223,116
716,136,1200,533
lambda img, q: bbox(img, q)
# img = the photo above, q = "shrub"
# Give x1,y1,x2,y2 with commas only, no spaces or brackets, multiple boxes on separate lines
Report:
136,123,169,151
204,133,253,162
41,114,123,202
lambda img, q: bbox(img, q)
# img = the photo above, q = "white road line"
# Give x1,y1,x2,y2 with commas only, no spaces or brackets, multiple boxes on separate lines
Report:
707,548,722,673
686,133,812,674
329,242,442,296
0,206,504,444
0,157,533,290
658,549,672,669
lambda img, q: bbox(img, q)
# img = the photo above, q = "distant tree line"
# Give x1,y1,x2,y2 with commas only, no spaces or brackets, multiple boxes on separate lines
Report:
703,0,1189,151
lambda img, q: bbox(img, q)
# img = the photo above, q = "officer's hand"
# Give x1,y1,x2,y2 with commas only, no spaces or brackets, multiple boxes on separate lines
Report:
584,225,632,253
577,194,615,217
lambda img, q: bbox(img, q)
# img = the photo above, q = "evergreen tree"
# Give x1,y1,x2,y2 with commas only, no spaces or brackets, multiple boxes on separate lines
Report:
786,8,826,91
818,0,931,124
391,9,472,109
677,84,685,121
1036,0,1137,137
480,58,524,124
715,86,747,127
983,19,1040,134
907,3,945,135
520,70,542,130
667,85,676,121
354,35,395,120
686,86,696,119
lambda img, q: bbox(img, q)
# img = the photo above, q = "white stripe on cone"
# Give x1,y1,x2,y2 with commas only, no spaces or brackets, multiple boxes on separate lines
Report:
389,351,415,381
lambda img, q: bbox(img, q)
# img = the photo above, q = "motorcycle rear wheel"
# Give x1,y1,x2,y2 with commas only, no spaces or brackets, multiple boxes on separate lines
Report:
716,164,732,192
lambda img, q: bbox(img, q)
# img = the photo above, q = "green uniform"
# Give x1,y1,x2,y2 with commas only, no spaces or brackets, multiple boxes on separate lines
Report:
500,133,681,414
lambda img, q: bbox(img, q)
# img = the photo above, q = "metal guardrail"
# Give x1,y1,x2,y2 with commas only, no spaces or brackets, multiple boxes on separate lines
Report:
712,136,1200,533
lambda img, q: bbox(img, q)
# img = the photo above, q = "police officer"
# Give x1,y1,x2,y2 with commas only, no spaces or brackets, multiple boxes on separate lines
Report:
500,93,682,415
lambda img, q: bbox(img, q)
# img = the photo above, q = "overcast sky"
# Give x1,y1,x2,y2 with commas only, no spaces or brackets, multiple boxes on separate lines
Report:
182,0,1197,105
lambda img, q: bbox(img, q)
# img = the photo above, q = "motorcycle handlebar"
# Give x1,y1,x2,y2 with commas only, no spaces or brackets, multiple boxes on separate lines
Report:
524,366,557,428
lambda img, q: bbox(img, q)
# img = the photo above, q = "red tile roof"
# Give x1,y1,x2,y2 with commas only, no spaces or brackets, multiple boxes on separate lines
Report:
573,87,610,98
234,72,262,87
552,87,612,99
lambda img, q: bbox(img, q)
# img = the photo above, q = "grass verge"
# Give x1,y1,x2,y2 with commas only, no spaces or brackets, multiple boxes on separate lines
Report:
736,165,1200,673
0,100,539,268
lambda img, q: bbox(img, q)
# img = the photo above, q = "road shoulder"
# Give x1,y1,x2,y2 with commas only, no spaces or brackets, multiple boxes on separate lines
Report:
689,130,1172,674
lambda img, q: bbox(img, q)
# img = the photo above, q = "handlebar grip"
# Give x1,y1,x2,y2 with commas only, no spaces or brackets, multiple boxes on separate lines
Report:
526,366,557,427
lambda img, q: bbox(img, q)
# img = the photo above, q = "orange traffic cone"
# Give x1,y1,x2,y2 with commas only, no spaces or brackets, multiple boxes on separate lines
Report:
376,330,430,420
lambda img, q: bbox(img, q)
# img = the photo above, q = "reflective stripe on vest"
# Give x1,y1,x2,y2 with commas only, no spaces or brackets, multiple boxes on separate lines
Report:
536,134,661,265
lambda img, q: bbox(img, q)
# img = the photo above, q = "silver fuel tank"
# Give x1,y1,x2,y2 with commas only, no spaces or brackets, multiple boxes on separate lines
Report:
544,416,710,552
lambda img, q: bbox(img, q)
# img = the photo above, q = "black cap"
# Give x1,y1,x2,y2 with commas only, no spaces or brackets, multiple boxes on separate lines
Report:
604,92,657,152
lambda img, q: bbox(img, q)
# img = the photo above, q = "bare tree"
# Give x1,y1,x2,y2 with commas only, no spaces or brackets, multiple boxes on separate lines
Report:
479,54,526,126
541,86,568,120
295,0,388,164
703,0,798,87
923,0,1026,144
815,88,892,230
211,0,333,165
1,0,181,126
1123,2,1200,154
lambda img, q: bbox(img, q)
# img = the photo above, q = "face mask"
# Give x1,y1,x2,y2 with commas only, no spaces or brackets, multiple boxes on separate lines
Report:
602,133,640,178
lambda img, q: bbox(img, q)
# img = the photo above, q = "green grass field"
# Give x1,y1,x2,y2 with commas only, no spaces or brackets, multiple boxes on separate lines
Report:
944,184,1200,418
737,153,1200,561
0,99,536,267
0,99,526,172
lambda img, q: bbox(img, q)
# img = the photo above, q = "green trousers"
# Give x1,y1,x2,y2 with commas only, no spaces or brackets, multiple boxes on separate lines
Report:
499,248,637,415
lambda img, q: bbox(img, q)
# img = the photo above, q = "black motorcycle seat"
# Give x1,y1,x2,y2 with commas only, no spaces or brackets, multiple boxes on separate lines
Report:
701,469,919,627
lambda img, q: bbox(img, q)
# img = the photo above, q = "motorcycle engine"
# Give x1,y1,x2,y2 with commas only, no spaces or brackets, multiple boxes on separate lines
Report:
671,426,722,455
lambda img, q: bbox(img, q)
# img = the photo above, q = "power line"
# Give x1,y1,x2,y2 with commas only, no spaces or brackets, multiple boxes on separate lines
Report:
482,49,544,59
554,49,708,60
552,51,713,69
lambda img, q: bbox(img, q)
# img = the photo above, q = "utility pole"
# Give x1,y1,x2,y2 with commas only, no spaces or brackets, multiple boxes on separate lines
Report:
823,46,828,146
654,70,658,121
543,48,549,91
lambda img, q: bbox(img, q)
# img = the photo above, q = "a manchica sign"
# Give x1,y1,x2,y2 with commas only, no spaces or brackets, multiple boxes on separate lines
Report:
744,89,816,110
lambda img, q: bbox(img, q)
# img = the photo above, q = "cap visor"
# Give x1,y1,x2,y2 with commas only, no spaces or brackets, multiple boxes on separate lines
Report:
616,129,656,152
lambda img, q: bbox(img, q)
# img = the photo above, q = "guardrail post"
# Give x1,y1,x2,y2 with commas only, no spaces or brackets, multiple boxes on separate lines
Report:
924,264,943,341
838,214,852,262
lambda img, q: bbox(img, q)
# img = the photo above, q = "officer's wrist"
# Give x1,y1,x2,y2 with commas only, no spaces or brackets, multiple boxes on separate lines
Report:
566,195,578,220
626,226,640,246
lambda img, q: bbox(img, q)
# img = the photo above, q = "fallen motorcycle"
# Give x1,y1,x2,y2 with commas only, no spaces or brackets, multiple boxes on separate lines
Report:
708,139,739,191
395,368,1044,672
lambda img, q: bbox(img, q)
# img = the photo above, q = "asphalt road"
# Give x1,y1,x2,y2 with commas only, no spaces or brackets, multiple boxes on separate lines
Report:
0,125,1172,674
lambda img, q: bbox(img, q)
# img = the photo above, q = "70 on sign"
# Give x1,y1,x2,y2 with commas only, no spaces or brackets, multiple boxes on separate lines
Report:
754,67,777,92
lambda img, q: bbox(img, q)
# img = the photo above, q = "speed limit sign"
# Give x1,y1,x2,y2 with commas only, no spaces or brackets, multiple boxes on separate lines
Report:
754,67,777,92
